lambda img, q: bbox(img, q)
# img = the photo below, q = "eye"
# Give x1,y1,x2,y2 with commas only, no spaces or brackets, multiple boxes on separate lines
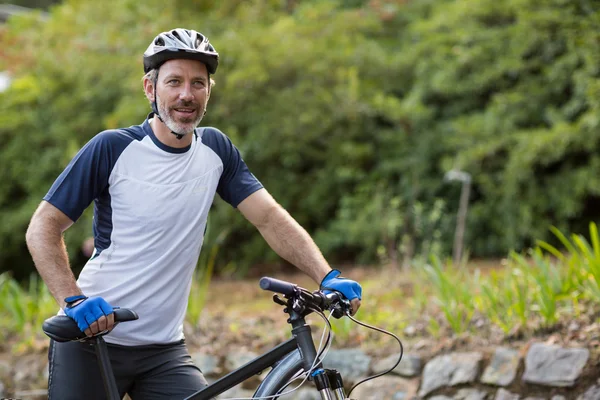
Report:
167,79,180,85
193,80,206,87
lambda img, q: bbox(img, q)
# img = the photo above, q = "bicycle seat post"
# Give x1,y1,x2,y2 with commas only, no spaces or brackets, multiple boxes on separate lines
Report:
93,336,120,400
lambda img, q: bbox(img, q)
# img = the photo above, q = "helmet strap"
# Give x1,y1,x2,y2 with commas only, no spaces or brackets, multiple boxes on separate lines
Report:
152,70,185,140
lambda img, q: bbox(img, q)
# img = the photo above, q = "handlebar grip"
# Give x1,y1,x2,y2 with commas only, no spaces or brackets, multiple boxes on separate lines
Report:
259,277,297,296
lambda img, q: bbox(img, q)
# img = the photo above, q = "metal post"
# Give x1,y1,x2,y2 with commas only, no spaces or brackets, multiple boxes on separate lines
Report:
93,336,120,400
444,170,472,265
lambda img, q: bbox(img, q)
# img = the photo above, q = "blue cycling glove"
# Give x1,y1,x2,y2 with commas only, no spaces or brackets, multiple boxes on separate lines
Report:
64,296,114,332
320,269,362,301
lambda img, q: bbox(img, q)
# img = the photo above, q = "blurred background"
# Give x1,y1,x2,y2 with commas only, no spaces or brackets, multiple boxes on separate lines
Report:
1,0,597,280
0,0,600,397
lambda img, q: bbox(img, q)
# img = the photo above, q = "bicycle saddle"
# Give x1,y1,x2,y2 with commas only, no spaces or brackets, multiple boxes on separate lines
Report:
42,308,138,342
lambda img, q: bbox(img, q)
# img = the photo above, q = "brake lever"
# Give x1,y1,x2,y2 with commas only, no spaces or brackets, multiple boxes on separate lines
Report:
272,294,287,307
331,297,351,319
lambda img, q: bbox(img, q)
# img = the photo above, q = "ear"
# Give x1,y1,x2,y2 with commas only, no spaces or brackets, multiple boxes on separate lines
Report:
143,77,155,103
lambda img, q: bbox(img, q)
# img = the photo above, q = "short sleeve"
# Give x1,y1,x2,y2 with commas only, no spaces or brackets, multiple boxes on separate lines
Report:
43,130,134,221
201,127,263,207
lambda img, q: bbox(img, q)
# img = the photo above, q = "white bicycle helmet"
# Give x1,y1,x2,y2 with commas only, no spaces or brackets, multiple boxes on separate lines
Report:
143,28,219,74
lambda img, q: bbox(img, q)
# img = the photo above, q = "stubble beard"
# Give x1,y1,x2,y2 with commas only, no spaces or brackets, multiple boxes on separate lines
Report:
156,93,205,136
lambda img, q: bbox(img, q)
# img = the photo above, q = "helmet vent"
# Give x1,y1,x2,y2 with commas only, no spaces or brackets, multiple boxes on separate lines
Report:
144,29,219,74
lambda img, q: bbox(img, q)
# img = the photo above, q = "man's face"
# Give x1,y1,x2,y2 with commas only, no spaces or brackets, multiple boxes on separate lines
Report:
152,59,211,135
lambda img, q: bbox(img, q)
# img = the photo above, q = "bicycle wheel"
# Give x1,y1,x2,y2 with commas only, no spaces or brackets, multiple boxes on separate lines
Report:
253,349,304,398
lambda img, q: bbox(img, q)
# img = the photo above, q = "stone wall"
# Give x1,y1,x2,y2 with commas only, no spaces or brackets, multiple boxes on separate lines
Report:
1,342,598,399
192,342,599,399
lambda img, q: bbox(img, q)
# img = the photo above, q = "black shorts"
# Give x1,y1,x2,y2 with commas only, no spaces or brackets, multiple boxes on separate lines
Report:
47,339,208,400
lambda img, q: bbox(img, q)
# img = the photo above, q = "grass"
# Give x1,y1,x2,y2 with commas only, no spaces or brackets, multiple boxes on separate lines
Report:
0,272,57,352
4,223,600,352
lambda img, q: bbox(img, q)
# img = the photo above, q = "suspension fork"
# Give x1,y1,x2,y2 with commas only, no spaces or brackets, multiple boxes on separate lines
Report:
311,368,347,399
326,369,346,399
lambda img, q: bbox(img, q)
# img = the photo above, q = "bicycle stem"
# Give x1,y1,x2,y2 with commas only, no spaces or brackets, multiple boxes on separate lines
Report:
289,311,320,373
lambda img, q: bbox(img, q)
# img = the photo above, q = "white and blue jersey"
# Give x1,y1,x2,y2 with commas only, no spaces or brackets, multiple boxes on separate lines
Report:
44,115,263,346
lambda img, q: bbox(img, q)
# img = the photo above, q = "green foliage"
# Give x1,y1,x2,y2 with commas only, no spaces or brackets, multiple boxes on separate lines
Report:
423,256,477,334
423,223,600,334
477,269,524,334
186,223,229,327
0,272,57,351
539,222,600,301
1,0,600,278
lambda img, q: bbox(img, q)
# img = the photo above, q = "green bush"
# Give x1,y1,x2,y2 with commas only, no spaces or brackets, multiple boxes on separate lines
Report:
1,0,599,279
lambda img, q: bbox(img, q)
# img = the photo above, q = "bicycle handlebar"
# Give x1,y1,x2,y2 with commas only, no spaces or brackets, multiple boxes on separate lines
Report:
259,277,298,296
260,276,350,318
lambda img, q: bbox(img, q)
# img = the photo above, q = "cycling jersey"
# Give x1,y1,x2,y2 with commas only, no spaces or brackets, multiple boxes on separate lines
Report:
44,115,262,345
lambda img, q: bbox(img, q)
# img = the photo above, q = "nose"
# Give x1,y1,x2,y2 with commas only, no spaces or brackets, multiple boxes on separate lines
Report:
179,83,194,102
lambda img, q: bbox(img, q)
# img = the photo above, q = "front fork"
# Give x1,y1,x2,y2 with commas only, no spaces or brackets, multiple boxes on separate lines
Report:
312,368,346,400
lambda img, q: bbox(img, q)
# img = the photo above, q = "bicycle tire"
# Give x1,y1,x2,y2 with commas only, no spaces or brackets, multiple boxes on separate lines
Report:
252,349,304,398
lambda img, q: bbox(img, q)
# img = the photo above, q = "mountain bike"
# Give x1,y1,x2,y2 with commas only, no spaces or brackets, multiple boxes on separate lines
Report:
43,276,402,399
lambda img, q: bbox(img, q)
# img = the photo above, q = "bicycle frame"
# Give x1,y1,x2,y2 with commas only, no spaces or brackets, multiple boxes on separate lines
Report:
185,311,324,400
185,338,297,399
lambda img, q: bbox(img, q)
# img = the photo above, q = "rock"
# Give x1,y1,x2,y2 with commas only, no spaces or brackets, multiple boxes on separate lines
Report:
430,396,454,400
224,351,259,372
14,389,48,398
404,325,417,336
43,362,49,381
495,388,519,400
351,375,418,400
419,352,483,397
287,388,322,400
568,321,581,332
551,396,567,400
454,388,489,400
481,347,520,387
191,353,221,376
577,384,600,400
216,385,254,399
522,343,589,387
0,360,11,381
322,349,371,383
371,353,421,377
0,359,11,397
12,355,47,392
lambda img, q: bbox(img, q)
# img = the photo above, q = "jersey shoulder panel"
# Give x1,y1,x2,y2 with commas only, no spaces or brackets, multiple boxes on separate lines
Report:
43,128,142,221
200,127,263,207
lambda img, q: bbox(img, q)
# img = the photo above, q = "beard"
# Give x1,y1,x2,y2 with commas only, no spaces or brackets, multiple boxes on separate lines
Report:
156,93,206,136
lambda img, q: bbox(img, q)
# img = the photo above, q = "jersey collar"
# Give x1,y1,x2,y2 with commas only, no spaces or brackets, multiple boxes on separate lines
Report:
143,113,193,154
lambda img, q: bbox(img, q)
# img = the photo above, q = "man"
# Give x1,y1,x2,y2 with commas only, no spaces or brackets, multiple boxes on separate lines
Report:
25,29,362,399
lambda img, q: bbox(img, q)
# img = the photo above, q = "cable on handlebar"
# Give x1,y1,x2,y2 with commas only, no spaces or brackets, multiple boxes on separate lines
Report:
258,277,404,398
345,310,404,398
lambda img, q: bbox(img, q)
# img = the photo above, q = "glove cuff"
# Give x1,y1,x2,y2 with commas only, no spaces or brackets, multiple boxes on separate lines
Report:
64,294,88,308
320,269,341,288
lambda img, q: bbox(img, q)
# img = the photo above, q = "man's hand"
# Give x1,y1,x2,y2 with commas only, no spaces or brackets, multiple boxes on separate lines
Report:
64,296,115,337
320,269,362,315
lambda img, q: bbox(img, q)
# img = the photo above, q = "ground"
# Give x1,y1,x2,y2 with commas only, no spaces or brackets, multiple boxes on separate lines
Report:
3,263,600,398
